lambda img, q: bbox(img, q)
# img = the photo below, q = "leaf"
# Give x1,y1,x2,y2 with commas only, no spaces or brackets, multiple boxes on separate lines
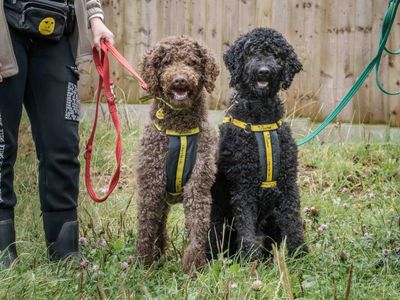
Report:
113,240,124,250
211,260,222,278
229,263,240,274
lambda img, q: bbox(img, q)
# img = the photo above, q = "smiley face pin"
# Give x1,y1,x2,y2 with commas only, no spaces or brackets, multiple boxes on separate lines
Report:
38,17,56,36
156,108,165,120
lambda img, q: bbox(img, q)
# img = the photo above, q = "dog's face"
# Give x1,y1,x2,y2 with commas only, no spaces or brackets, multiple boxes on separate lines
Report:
224,28,302,97
141,36,219,109
241,43,284,97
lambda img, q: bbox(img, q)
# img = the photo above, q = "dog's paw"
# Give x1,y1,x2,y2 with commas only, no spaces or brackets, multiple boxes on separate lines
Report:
136,243,158,267
240,242,264,261
182,246,206,274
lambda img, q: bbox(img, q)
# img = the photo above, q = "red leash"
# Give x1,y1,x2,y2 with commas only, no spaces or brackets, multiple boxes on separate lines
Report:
85,40,148,202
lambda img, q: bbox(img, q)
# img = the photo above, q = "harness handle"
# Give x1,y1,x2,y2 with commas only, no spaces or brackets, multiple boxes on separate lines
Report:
85,40,147,203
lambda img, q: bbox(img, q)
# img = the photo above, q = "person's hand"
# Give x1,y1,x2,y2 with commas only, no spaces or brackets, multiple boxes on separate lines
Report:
90,17,115,51
0,62,3,83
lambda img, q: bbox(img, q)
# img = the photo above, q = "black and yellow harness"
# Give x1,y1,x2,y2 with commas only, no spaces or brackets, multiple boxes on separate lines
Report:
223,116,282,188
154,122,200,196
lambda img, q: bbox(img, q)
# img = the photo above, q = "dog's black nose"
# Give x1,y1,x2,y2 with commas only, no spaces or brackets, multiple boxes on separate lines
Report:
172,75,188,87
258,67,270,78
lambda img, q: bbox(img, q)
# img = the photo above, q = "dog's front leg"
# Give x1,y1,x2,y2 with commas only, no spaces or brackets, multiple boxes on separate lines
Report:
276,127,308,256
276,184,308,256
181,140,217,273
136,188,170,266
136,131,170,267
230,189,263,261
181,186,212,273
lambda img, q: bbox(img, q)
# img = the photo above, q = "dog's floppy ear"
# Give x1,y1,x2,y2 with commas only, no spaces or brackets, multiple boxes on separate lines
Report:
140,45,165,96
199,44,220,93
281,47,302,90
223,36,246,88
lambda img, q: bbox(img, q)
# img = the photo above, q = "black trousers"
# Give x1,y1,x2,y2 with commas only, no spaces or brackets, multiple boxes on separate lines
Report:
0,29,80,241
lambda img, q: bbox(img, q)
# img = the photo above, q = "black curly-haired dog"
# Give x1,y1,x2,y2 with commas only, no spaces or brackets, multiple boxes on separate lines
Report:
208,28,308,260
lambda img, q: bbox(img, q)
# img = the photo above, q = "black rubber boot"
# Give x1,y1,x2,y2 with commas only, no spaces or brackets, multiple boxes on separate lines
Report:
46,220,80,261
0,219,18,268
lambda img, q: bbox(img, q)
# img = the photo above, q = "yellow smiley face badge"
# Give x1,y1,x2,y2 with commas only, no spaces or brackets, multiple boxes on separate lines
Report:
38,17,56,36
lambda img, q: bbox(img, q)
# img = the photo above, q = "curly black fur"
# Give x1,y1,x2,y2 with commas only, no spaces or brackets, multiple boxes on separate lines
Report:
208,28,308,261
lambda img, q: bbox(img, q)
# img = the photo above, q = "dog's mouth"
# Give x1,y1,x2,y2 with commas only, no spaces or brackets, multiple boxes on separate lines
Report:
164,74,197,108
172,88,189,101
256,80,269,89
167,86,193,108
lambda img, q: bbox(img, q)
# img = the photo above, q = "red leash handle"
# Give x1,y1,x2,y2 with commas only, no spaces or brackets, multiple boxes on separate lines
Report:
85,41,147,202
103,40,148,91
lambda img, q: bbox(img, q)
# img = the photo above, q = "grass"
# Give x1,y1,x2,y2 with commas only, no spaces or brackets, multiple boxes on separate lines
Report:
0,114,399,300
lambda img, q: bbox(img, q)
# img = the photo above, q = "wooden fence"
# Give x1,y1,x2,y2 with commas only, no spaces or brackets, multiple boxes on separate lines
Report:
78,0,400,126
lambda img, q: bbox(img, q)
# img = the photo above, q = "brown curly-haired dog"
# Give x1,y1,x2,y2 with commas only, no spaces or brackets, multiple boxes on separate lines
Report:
135,36,220,273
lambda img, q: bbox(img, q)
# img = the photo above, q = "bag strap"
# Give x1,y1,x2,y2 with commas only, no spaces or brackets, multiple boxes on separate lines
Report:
85,40,147,202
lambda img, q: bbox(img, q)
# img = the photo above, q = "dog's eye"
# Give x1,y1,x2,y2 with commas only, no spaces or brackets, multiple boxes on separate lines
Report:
186,58,199,66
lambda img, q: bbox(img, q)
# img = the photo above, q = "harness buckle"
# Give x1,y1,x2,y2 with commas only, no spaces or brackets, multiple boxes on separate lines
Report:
244,123,252,133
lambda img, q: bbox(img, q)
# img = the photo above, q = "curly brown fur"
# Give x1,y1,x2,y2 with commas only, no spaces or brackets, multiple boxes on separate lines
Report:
136,35,219,273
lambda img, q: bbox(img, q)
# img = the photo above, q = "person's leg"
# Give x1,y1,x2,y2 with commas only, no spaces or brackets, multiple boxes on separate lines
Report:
0,30,29,267
24,35,80,260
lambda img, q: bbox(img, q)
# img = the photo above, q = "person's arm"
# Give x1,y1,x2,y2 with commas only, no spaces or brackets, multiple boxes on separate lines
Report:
0,63,3,83
86,0,115,50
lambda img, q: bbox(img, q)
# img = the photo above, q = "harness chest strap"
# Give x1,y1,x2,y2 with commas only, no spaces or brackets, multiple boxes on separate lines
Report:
223,116,282,189
223,116,282,131
153,122,201,136
154,122,200,195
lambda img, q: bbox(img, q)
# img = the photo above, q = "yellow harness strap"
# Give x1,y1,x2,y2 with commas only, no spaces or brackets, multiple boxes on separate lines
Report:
223,116,282,189
175,136,187,194
154,122,200,136
223,117,282,132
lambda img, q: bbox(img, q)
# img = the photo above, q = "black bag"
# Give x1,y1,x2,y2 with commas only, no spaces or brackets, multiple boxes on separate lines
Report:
4,0,75,41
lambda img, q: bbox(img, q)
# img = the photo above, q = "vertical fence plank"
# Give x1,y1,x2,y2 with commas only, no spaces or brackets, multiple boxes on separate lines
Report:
238,0,256,35
168,0,187,36
271,0,288,34
190,0,207,42
220,0,240,107
205,0,223,109
370,2,390,124
297,0,325,118
317,1,338,121
256,0,272,28
108,0,125,88
388,11,400,126
185,0,193,35
352,0,373,124
334,0,355,122
283,0,305,115
121,0,139,102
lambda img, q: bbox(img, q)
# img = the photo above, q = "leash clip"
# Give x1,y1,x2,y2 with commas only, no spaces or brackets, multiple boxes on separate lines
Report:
105,84,117,105
108,84,116,102
110,83,116,99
